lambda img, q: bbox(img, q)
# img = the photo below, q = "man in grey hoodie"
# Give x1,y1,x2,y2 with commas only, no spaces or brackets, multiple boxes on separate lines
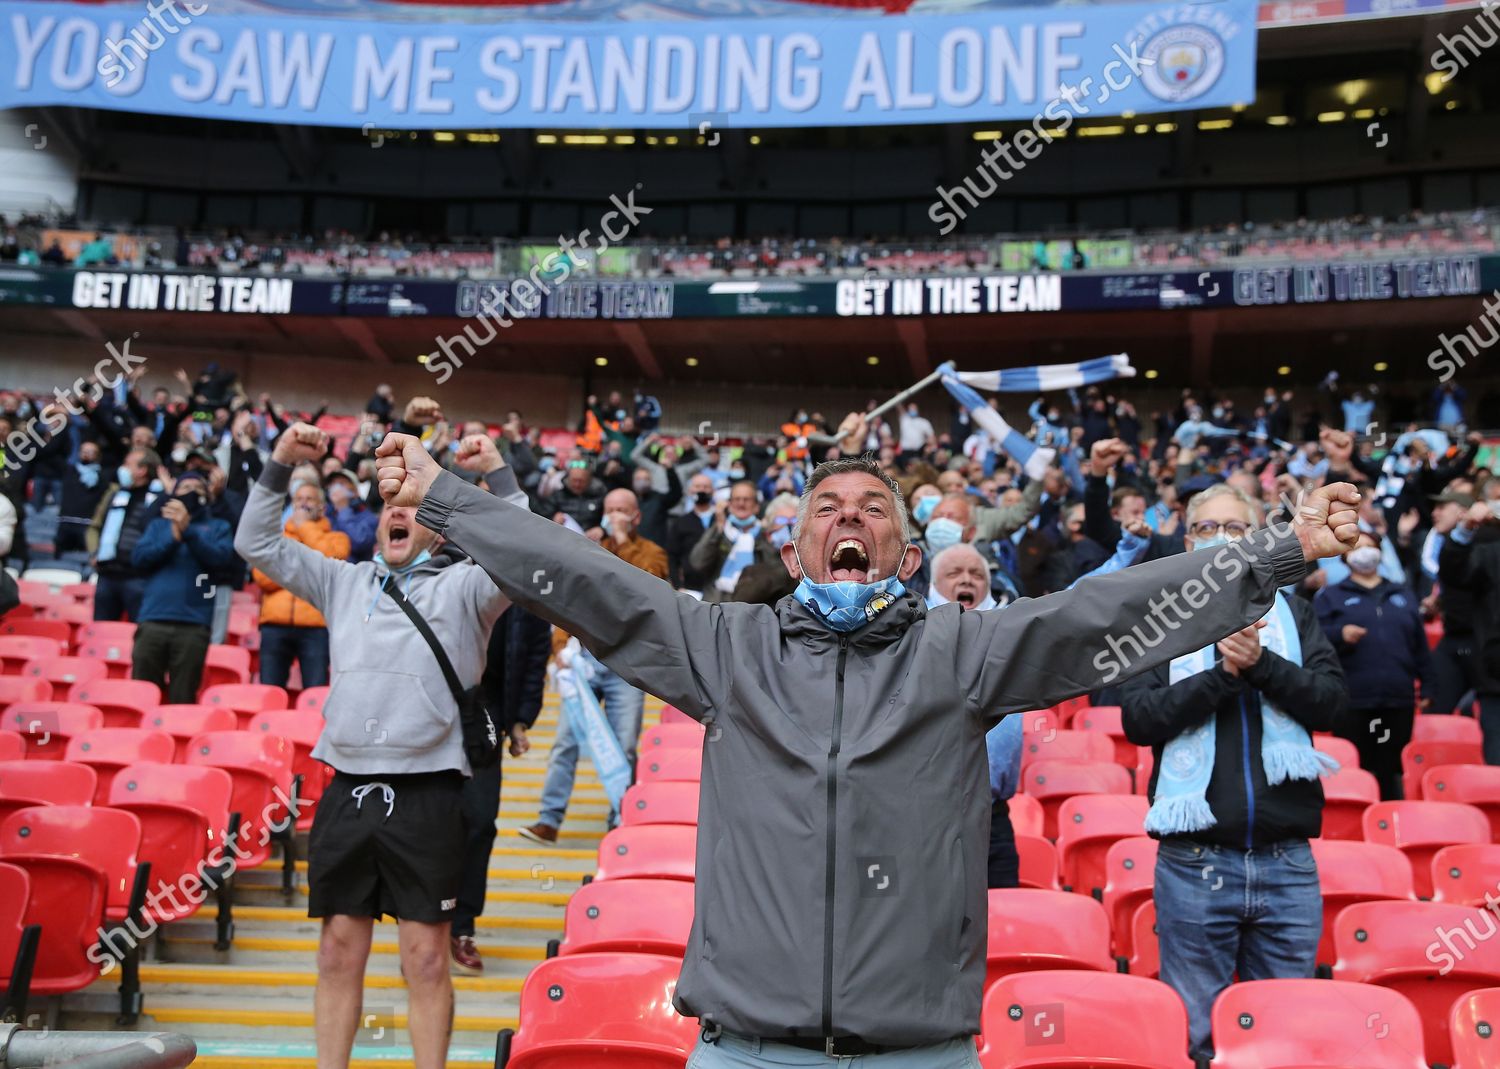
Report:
235,421,526,1069
374,415,1361,1066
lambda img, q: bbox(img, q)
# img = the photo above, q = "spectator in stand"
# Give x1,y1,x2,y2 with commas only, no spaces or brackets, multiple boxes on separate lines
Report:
542,458,607,531
325,470,377,562
630,455,683,550
365,384,395,423
451,602,549,974
27,407,70,511
1341,388,1375,435
1122,484,1347,1061
520,488,667,843
88,446,163,621
1395,433,1481,525
1316,531,1430,799
374,408,1359,1068
689,482,778,603
129,470,237,703
1434,383,1468,431
897,401,936,465
0,493,15,566
253,482,351,690
56,439,108,556
718,494,799,606
1440,503,1500,762
668,471,718,591
1084,439,1185,562
1426,490,1493,714
236,421,525,1069
216,409,267,495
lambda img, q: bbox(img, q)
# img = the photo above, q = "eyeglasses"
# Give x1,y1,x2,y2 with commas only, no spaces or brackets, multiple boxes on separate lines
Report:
1189,520,1254,540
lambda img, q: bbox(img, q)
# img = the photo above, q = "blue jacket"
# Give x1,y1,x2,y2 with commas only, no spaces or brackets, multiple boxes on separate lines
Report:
132,513,238,628
1314,576,1431,710
331,504,378,562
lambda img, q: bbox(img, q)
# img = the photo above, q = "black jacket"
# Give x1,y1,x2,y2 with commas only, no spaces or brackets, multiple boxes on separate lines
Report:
1314,577,1430,710
665,507,715,590
1122,595,1347,848
1439,530,1500,694
481,603,551,736
637,469,683,550
1082,474,1184,562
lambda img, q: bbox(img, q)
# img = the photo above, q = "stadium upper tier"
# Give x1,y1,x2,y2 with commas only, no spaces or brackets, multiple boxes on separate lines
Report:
7,210,1496,282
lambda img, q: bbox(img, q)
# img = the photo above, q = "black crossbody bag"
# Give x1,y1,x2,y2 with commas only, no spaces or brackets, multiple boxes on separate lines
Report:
382,583,499,768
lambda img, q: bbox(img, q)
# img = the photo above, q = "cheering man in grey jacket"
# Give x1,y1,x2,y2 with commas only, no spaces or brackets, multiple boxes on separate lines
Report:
375,412,1361,1067
237,418,525,1069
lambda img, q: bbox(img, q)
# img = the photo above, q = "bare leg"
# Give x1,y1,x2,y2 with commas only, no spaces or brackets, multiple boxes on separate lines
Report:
315,915,374,1069
399,919,454,1069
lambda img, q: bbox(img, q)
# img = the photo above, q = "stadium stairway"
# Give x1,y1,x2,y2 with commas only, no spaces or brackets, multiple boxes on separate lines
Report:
52,689,652,1068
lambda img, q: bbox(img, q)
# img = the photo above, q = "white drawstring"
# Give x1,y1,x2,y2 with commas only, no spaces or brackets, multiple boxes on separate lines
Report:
351,782,395,820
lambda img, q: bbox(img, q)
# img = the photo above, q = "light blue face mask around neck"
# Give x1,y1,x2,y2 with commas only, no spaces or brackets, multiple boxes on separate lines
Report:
790,544,907,633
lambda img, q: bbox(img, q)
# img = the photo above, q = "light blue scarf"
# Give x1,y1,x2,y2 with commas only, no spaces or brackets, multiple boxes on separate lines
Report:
1144,592,1338,835
716,516,760,593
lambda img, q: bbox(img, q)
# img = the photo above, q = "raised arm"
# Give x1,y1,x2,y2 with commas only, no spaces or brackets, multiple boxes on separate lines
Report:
377,433,734,719
958,483,1360,723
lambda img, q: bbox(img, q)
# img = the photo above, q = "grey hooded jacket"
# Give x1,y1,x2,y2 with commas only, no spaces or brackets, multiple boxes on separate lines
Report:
235,460,525,776
413,469,1310,1045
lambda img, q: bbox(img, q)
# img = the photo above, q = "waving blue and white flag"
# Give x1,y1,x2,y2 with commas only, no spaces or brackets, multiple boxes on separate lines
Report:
951,354,1135,394
939,364,1053,481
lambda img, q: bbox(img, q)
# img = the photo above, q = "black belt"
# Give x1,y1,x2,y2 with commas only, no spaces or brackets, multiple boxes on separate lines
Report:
771,1036,903,1057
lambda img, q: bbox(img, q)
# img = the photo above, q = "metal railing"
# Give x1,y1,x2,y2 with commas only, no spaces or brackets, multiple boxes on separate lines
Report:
0,1025,195,1069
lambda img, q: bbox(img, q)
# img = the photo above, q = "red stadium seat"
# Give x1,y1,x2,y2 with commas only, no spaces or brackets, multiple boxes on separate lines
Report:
0,636,62,674
1135,746,1154,795
1101,836,1157,960
0,619,71,649
295,686,330,713
593,825,696,883
1021,729,1116,769
0,678,53,712
21,656,107,691
1364,801,1491,899
142,705,238,761
1424,764,1500,840
184,731,295,878
0,805,143,923
1309,839,1415,969
639,723,704,754
1006,793,1044,838
1404,741,1486,801
246,709,329,829
75,639,133,679
1206,978,1427,1069
657,705,694,725
634,748,702,784
620,781,700,827
64,729,175,803
1022,760,1132,839
977,970,1194,1069
1432,845,1500,907
1315,734,1361,769
39,602,93,631
108,763,235,926
0,734,21,762
68,679,160,729
549,877,694,958
1321,765,1380,840
1124,900,1160,978
1451,987,1500,1069
1073,705,1137,767
1332,900,1500,1067
197,646,252,694
984,889,1112,993
59,583,96,603
1055,794,1148,899
201,682,287,716
495,952,697,1068
5,702,102,760
1414,715,1485,745
1016,835,1060,890
75,621,136,649
0,760,97,807
1021,709,1064,741
0,860,38,1019
5,854,108,998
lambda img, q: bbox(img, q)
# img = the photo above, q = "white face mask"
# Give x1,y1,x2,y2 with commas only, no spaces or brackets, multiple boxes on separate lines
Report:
1346,545,1382,575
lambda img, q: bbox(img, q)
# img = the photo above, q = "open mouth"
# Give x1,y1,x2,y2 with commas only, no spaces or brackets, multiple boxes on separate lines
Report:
828,537,871,582
387,522,411,552
955,588,977,607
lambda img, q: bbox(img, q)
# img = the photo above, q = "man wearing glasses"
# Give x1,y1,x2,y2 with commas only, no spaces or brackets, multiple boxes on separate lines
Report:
1121,483,1348,1062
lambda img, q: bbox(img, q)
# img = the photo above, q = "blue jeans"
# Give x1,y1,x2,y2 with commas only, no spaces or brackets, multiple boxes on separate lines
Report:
537,651,643,828
1153,838,1321,1059
93,575,145,622
688,1033,980,1068
258,624,331,689
1479,694,1500,766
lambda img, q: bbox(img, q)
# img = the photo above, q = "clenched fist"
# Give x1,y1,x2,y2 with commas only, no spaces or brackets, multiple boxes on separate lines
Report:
1292,482,1362,562
375,432,442,508
455,434,504,475
272,422,328,466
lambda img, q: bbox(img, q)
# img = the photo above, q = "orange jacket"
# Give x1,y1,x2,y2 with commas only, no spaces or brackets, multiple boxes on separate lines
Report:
253,517,351,628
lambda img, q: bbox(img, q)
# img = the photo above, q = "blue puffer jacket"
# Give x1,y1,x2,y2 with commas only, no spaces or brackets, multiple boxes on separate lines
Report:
132,512,238,628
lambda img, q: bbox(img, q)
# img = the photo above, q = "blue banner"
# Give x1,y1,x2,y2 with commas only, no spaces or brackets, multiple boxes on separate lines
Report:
0,0,1256,129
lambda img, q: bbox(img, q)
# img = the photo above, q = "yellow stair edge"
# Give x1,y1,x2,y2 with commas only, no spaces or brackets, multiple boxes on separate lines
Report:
170,935,546,960
249,884,571,906
146,1007,514,1030
138,964,521,992
215,905,560,930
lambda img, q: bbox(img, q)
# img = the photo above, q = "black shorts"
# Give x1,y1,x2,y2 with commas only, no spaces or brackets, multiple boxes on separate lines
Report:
308,770,465,923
